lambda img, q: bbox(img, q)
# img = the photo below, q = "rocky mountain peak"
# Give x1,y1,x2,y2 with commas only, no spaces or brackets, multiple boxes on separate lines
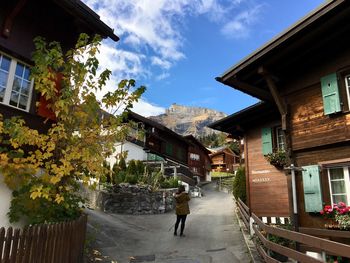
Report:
150,104,227,137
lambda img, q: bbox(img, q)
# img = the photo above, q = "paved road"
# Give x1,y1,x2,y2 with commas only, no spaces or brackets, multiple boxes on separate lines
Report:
86,183,251,263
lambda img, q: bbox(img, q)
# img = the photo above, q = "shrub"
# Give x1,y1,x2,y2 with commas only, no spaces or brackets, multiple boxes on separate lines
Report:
124,174,139,184
160,177,179,188
232,166,246,203
135,160,145,175
113,171,127,184
118,157,127,172
126,160,137,175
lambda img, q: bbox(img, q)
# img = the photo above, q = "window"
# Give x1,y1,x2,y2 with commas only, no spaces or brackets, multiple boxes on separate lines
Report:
327,167,350,205
190,153,200,161
0,53,33,111
276,127,285,151
261,126,285,155
345,75,350,110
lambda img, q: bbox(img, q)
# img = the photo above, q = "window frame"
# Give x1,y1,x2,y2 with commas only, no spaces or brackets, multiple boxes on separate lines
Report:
327,166,350,206
275,126,285,151
344,74,350,111
190,153,200,161
0,52,34,112
261,126,286,155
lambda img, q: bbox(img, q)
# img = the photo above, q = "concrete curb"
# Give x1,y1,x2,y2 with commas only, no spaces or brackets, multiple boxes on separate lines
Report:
233,200,263,263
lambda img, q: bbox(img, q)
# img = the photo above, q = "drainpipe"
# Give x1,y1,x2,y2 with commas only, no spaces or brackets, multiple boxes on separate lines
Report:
284,165,304,230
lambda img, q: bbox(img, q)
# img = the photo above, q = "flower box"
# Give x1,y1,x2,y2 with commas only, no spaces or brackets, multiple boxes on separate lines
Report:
320,202,350,230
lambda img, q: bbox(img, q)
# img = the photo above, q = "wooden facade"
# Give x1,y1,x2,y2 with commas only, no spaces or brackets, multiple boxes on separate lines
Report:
210,103,290,217
127,111,189,166
209,147,240,174
0,0,117,231
0,0,118,129
212,0,350,239
185,135,211,181
125,112,213,184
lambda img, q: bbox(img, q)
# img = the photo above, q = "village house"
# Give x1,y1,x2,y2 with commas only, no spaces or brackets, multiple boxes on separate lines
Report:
209,146,240,174
109,111,205,185
185,135,212,182
211,0,350,254
0,0,118,227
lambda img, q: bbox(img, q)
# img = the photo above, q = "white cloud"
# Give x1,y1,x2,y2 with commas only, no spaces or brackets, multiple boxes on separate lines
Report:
221,4,264,39
82,0,264,109
83,0,264,75
151,56,172,70
131,99,165,117
155,72,170,81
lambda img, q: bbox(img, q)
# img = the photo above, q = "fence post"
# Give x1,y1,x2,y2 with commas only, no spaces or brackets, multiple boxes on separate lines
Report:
249,217,255,236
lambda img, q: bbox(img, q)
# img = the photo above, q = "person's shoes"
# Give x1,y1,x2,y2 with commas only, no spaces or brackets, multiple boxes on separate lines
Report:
174,232,177,236
180,234,185,237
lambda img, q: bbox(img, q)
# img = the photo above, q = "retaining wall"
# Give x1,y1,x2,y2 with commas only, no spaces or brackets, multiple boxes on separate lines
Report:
82,183,177,215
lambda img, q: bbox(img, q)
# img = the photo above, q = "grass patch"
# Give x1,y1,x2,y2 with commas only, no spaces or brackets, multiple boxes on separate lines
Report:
211,171,235,178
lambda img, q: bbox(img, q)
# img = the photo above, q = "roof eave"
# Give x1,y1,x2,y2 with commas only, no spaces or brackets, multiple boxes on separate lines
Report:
218,0,344,82
55,0,119,42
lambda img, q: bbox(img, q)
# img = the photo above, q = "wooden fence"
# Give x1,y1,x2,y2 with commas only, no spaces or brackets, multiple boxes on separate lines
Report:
237,198,250,229
251,213,350,263
0,214,87,263
235,199,350,262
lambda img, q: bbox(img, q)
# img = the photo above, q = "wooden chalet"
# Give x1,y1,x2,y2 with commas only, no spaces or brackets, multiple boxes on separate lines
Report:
125,111,197,185
0,0,118,129
209,146,240,174
211,0,350,255
184,135,212,182
0,0,118,227
210,102,289,217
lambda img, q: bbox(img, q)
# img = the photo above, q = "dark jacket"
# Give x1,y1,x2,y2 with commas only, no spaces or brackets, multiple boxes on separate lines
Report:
175,192,190,215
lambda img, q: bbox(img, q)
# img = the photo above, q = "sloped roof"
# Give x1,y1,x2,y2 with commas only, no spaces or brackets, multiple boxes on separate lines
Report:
126,111,188,143
216,0,349,100
209,147,237,158
209,102,279,136
54,0,119,41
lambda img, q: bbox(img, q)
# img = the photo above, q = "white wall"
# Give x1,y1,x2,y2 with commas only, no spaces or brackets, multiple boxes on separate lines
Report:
0,175,22,228
0,176,12,227
107,141,147,168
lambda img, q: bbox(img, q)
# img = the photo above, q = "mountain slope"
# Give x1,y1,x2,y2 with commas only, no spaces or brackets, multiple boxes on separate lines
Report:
149,104,227,137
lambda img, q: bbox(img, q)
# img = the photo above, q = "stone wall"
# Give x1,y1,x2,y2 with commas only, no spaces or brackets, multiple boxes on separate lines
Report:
82,183,177,215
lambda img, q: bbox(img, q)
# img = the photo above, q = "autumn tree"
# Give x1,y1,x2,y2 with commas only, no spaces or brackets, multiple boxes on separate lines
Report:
0,34,145,224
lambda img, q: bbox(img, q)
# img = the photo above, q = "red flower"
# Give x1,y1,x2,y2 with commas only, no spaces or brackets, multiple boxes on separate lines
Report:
338,202,346,208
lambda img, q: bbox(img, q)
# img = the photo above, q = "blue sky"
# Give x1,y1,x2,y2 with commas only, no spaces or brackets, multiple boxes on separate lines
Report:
83,0,325,116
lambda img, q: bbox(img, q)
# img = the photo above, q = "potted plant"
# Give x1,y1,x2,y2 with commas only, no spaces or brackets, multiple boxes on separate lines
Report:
320,202,350,230
265,150,287,169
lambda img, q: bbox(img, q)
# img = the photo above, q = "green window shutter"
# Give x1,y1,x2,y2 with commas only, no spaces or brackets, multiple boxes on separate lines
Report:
302,165,323,212
320,73,341,115
261,127,273,155
177,148,186,161
166,143,173,155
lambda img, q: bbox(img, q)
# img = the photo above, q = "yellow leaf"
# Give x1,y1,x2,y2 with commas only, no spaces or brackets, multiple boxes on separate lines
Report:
30,191,41,200
55,194,64,204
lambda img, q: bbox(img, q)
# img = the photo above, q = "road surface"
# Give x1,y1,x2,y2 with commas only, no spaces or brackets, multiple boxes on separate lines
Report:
86,183,251,263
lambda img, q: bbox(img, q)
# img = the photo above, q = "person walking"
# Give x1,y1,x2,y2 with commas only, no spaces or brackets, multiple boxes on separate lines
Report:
174,185,190,237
